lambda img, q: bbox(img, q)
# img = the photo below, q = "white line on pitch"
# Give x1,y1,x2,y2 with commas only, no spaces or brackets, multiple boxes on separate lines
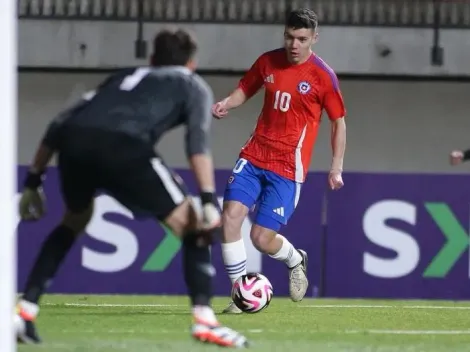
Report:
248,329,264,333
43,303,183,307
302,304,470,310
346,329,470,335
57,328,470,335
43,302,470,310
57,329,265,334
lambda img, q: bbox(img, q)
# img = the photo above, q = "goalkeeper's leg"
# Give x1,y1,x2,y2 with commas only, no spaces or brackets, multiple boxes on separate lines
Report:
163,198,248,348
16,206,93,344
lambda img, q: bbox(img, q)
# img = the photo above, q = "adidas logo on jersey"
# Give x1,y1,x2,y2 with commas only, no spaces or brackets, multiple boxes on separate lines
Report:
273,207,284,217
264,74,274,83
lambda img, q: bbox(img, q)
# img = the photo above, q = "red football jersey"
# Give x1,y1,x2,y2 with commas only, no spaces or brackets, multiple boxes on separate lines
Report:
237,48,346,183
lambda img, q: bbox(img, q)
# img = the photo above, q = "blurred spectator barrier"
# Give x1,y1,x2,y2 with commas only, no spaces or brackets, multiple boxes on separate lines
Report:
18,0,470,28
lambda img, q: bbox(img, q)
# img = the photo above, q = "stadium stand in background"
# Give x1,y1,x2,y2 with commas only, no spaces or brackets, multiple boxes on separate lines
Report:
18,0,470,28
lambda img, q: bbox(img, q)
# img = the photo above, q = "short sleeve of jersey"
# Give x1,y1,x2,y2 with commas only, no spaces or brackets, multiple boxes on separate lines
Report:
237,54,265,99
323,71,346,121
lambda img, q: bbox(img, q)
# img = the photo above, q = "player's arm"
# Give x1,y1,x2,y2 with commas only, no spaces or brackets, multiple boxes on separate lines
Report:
20,77,114,220
24,96,91,190
184,77,222,228
19,94,93,220
323,75,347,175
26,74,114,179
214,56,265,113
184,77,217,194
220,88,248,111
330,118,346,172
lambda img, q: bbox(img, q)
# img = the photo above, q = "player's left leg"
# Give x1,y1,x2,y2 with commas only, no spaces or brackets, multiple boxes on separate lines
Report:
251,171,308,302
16,154,96,343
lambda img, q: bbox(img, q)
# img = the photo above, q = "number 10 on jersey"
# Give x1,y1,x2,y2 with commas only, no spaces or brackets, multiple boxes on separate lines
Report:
273,90,291,112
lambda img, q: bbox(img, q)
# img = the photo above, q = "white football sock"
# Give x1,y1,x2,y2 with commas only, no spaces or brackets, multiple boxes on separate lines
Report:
192,305,218,326
269,235,302,269
222,239,247,283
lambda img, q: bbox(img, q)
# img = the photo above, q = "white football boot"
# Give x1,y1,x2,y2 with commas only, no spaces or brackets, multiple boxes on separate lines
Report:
192,323,248,348
289,249,309,302
222,301,243,314
192,306,248,348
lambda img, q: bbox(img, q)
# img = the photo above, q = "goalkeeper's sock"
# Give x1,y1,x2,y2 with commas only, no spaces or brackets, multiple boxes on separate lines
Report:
182,232,214,307
221,239,247,283
22,225,77,304
269,234,302,269
17,299,40,321
192,305,218,326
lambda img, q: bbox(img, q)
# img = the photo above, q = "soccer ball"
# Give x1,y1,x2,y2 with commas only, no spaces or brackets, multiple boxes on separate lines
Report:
231,273,273,313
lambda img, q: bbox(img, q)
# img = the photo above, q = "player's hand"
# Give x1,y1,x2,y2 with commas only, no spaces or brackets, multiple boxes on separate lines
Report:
19,188,46,221
212,100,229,119
328,170,344,190
19,171,47,221
202,203,221,230
450,150,464,166
200,192,222,231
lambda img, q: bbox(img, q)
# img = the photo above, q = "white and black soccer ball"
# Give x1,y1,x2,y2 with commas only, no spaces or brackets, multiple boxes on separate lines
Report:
231,273,273,313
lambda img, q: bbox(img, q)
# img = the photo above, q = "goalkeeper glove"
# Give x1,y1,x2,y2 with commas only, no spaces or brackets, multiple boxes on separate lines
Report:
200,191,221,231
19,171,46,221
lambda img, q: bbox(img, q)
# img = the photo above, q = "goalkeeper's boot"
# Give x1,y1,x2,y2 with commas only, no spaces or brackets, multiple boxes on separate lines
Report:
192,306,248,348
15,300,41,344
289,249,309,302
222,301,243,314
15,310,41,344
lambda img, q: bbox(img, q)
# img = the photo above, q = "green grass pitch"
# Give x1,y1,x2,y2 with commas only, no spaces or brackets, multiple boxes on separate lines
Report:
18,295,470,351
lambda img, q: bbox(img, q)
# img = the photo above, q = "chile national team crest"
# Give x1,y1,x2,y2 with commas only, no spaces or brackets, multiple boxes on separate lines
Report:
297,81,311,94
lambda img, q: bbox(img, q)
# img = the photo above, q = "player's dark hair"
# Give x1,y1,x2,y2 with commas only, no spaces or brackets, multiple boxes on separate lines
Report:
285,8,318,31
151,28,198,67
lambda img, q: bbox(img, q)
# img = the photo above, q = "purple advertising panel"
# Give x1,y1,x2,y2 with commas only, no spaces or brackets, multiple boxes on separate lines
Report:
17,166,325,297
326,172,470,300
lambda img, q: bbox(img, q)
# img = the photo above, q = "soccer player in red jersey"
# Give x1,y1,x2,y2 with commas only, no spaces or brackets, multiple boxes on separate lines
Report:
212,8,347,313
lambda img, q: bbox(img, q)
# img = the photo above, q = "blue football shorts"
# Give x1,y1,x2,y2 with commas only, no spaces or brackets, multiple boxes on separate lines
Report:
223,158,302,232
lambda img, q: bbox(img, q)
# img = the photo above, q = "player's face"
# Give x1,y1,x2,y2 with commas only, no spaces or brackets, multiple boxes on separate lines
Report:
283,27,318,64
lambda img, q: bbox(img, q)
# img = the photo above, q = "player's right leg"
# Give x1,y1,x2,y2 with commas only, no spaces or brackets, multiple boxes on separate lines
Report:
251,172,308,302
16,154,96,344
106,155,248,348
221,158,262,314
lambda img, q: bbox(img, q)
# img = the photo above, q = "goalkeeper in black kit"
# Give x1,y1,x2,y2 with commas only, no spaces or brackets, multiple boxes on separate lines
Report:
15,28,248,348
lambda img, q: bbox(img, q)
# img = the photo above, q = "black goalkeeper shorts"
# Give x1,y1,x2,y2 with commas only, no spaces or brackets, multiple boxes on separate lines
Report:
57,129,188,220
